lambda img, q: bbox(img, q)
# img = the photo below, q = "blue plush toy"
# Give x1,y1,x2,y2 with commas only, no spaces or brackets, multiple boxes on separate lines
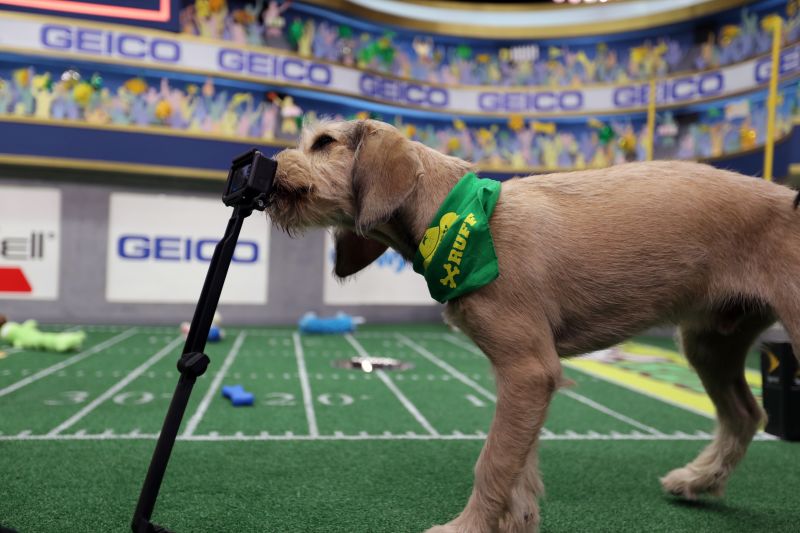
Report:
298,312,365,334
221,384,254,407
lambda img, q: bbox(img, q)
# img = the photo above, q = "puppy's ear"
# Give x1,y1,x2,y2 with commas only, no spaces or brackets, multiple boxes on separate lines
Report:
333,229,388,278
350,121,424,232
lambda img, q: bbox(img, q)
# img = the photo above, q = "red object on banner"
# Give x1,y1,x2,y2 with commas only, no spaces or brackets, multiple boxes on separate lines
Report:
0,267,33,292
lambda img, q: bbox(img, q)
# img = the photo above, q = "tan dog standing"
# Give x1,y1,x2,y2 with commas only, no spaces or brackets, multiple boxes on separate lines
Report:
269,119,798,533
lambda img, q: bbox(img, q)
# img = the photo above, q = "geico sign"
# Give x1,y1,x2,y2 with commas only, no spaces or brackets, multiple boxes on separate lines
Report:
613,72,724,108
117,235,259,263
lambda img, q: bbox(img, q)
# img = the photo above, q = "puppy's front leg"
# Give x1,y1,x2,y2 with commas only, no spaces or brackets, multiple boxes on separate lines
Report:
427,327,560,533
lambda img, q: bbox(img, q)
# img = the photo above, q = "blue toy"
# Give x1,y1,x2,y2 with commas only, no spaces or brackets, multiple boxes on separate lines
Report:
298,312,365,334
221,384,254,407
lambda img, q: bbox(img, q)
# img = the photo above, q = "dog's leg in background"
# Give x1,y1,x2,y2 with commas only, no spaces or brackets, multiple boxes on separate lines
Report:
427,312,560,533
660,308,773,499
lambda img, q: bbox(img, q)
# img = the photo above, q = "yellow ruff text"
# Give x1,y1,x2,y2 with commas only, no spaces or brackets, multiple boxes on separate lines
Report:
440,213,478,289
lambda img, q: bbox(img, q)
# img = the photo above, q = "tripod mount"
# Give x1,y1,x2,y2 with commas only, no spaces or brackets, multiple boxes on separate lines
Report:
131,149,277,533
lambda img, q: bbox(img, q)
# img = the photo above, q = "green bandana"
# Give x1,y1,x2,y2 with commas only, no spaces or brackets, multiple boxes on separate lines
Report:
412,173,501,303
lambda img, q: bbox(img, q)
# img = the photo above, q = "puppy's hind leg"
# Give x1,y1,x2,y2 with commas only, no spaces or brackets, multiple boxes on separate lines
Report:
660,308,773,499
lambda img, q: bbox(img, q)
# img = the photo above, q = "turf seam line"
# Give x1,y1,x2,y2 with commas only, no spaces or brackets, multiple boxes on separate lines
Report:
182,331,248,437
396,333,497,402
345,333,440,436
0,328,139,398
45,335,184,436
558,388,664,435
293,332,319,437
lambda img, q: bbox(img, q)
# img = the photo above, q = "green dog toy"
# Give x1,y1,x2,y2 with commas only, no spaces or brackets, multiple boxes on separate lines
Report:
0,316,86,353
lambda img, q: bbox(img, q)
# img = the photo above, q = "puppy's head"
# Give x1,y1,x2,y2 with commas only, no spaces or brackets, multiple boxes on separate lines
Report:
270,119,424,235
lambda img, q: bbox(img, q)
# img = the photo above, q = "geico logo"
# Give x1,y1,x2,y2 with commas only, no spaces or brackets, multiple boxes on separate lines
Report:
0,231,53,261
117,235,259,263
358,74,449,108
218,49,332,86
755,45,800,84
613,72,724,108
41,25,180,63
477,91,583,112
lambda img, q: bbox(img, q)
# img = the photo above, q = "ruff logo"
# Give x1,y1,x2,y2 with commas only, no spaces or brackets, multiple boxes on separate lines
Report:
418,211,478,290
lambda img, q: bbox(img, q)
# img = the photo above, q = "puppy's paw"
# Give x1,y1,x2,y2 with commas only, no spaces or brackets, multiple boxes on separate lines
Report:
660,466,726,500
499,511,539,533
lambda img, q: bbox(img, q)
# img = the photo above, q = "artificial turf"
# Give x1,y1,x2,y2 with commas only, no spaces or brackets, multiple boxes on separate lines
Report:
0,324,798,532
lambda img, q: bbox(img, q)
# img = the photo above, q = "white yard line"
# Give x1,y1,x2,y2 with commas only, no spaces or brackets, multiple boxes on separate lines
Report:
0,429,779,442
344,333,439,436
46,335,183,436
293,332,319,437
181,331,247,437
559,388,663,435
0,328,138,398
396,333,497,402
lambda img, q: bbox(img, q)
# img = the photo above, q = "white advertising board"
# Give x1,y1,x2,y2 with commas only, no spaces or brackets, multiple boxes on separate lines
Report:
0,185,61,300
106,192,269,304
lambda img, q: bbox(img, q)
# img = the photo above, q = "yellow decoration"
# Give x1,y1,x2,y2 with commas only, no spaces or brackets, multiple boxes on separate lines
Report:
32,73,51,91
740,127,757,150
476,54,490,63
587,117,604,129
209,0,226,13
453,118,466,131
447,137,460,152
498,48,510,62
404,124,416,138
762,14,784,32
124,78,147,95
720,25,741,46
531,121,556,135
155,100,172,121
12,68,29,87
355,111,370,121
507,115,524,131
72,82,93,107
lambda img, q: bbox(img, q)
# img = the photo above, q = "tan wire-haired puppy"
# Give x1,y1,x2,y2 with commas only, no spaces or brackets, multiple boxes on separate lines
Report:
270,119,799,533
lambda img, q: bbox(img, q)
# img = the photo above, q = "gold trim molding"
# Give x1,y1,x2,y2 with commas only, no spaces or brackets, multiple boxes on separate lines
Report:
299,0,755,39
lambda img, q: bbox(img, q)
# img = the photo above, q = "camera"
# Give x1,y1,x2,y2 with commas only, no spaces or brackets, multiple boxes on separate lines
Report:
222,149,278,210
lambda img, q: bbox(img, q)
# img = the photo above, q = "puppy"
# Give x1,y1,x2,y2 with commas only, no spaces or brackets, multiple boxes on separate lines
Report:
270,119,798,533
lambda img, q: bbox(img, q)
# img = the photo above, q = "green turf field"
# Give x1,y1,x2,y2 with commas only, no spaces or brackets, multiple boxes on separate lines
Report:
0,324,798,532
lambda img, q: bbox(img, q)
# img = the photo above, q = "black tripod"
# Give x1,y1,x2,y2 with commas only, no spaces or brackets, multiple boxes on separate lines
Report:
131,150,276,533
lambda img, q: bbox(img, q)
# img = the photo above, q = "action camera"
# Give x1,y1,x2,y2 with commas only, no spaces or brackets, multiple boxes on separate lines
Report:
222,149,278,210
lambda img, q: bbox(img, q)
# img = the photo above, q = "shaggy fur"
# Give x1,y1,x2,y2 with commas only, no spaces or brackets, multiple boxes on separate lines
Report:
269,119,799,533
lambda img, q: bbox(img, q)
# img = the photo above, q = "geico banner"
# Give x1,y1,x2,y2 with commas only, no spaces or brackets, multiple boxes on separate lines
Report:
106,193,269,304
323,233,434,306
2,13,800,116
0,186,61,300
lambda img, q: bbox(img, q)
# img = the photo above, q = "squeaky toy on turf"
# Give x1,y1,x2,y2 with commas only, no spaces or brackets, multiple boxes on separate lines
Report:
180,312,225,342
222,384,254,406
0,316,86,353
298,312,365,334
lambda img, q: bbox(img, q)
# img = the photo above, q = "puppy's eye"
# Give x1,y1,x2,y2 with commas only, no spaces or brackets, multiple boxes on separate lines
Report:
311,134,336,151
